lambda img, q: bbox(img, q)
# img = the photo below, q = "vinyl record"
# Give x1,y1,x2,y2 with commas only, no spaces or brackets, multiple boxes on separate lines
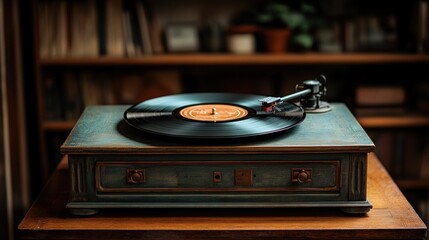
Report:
123,93,305,139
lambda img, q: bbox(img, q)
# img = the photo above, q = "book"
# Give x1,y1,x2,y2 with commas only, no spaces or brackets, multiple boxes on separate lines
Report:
38,0,68,57
80,73,103,106
355,85,406,107
420,142,429,179
105,0,125,56
96,0,107,55
135,0,153,55
44,74,64,120
122,10,137,57
62,72,83,120
145,1,164,53
418,0,428,53
70,0,99,56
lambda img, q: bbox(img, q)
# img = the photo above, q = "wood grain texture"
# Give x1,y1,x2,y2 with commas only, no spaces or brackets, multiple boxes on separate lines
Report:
17,153,427,240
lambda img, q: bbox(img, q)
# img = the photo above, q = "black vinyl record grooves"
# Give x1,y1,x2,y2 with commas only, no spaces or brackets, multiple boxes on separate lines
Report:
123,93,305,139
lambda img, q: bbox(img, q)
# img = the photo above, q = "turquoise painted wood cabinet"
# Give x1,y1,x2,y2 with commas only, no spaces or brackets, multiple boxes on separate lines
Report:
61,103,375,215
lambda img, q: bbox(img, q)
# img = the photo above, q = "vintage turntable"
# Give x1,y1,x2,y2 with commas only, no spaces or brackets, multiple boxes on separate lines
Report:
61,76,375,215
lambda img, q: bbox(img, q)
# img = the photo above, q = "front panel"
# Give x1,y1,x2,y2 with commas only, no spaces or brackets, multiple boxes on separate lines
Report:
96,160,340,193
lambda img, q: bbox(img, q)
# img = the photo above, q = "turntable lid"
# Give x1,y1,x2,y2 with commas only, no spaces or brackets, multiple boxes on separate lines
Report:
61,104,375,154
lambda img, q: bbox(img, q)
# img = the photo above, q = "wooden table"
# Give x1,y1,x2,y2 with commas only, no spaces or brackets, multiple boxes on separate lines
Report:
18,153,427,240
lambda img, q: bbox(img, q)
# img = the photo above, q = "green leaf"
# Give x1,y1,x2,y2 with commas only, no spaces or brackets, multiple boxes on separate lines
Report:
294,33,314,49
286,13,304,29
258,13,273,23
301,3,316,14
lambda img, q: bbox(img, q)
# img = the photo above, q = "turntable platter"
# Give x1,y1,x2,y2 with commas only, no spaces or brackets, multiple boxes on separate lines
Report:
123,93,305,139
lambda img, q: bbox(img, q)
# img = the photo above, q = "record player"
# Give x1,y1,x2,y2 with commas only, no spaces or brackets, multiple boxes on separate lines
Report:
61,76,375,215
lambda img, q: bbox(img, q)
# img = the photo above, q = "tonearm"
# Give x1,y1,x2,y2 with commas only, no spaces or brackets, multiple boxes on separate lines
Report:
259,75,331,113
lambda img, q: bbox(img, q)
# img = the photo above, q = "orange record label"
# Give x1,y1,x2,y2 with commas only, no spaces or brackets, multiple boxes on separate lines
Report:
179,104,249,122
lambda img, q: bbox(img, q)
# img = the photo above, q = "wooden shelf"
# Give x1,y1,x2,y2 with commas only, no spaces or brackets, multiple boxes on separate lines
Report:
396,179,429,190
39,53,429,66
357,115,429,128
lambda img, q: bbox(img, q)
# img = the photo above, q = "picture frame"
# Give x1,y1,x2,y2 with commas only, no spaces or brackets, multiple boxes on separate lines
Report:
165,23,200,52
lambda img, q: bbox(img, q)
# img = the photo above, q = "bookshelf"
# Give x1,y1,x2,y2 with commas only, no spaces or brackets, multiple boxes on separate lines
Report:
28,0,429,226
39,53,429,65
358,115,429,128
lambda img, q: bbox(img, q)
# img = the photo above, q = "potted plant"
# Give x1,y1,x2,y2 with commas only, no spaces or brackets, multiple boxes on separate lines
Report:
258,2,317,53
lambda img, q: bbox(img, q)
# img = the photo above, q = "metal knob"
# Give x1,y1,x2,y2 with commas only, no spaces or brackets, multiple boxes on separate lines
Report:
292,168,312,183
297,171,309,183
127,169,145,184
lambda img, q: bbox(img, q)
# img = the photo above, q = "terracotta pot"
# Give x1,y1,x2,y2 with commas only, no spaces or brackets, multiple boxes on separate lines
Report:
261,28,291,53
229,25,259,34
